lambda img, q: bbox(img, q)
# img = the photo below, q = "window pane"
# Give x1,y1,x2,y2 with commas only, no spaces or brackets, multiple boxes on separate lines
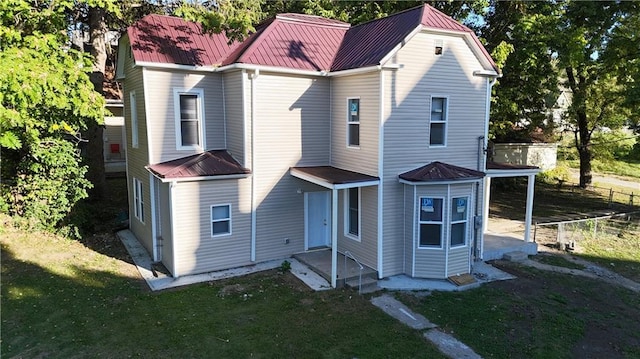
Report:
451,197,467,221
420,224,441,246
419,198,442,221
181,120,199,146
349,209,359,235
348,124,359,146
349,99,359,122
212,221,230,235
451,223,466,246
432,98,444,113
212,205,230,220
430,123,445,145
348,188,359,236
180,95,198,120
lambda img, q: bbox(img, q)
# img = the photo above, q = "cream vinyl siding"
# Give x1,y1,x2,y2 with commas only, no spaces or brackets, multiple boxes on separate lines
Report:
403,185,414,275
381,31,489,277
143,69,226,164
331,72,379,176
171,179,252,276
336,186,378,270
447,184,475,276
123,48,153,254
253,73,330,262
413,185,448,278
159,181,173,273
224,70,245,166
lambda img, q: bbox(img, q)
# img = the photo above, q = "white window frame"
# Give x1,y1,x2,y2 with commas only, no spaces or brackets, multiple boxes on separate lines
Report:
133,178,144,223
173,88,205,151
346,97,360,148
450,196,469,248
211,204,232,237
418,196,444,249
344,187,361,241
429,95,448,147
130,91,138,148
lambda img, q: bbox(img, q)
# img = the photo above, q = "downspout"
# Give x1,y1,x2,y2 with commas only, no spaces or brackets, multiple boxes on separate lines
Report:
169,180,178,277
250,69,259,262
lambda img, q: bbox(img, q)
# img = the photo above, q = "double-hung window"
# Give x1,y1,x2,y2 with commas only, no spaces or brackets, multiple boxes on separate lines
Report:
347,98,360,147
419,197,443,248
174,88,204,150
211,204,231,237
345,187,360,240
450,197,469,246
133,178,144,223
130,91,138,148
429,97,447,146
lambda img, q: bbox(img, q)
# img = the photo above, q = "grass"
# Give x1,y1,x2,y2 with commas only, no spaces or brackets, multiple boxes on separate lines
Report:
577,226,640,282
563,158,640,179
531,253,585,270
1,219,445,358
397,263,640,358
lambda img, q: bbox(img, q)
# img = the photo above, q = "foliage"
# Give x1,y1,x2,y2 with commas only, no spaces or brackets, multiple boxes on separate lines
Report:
0,1,105,231
537,164,571,184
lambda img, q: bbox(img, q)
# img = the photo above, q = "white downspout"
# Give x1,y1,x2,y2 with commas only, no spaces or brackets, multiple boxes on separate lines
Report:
480,77,498,260
331,188,338,288
149,173,158,261
250,69,259,262
169,181,178,277
377,69,385,279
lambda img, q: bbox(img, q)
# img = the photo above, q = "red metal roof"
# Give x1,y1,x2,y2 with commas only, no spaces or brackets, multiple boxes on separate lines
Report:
399,162,485,182
291,166,379,185
127,4,497,72
148,150,250,179
127,14,240,66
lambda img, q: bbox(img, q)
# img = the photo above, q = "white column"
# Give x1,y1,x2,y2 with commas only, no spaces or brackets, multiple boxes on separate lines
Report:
524,174,536,242
331,188,338,288
482,177,491,235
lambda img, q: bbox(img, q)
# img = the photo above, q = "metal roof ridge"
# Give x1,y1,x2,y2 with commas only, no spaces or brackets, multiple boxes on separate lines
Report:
275,13,351,28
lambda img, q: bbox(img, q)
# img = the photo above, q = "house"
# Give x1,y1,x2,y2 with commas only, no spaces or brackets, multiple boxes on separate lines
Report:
103,99,127,174
116,4,538,287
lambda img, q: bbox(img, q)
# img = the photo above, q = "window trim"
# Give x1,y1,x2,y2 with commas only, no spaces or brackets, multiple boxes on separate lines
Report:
418,196,444,249
450,196,469,248
173,88,205,151
346,97,360,149
130,91,138,148
133,178,144,223
210,204,232,237
344,187,361,241
429,95,449,147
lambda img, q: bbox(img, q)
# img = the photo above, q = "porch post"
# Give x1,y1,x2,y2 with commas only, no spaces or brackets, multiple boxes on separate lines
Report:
524,174,535,242
331,188,338,288
482,177,491,235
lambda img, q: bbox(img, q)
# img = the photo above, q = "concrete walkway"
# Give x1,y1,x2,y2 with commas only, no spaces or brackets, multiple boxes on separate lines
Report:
371,294,482,359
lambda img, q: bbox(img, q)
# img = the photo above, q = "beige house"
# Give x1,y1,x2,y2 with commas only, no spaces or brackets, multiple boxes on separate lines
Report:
117,5,530,287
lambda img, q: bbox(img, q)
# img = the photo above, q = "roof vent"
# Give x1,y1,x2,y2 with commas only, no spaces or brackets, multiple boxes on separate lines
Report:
435,39,443,55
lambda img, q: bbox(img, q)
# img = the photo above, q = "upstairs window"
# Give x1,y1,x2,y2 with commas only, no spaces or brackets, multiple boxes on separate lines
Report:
419,197,443,248
429,97,447,146
347,98,360,147
174,88,204,150
133,178,144,223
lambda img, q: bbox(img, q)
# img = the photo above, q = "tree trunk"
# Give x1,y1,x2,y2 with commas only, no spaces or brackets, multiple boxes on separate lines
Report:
86,6,108,200
576,109,592,188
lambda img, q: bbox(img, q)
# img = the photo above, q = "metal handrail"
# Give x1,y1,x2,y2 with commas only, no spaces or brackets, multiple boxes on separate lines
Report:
343,251,363,294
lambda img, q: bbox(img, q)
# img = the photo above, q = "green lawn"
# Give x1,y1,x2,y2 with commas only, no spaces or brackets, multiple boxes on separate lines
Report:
1,221,444,358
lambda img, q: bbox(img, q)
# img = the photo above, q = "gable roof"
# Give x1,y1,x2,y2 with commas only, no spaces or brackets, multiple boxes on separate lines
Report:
399,161,485,183
147,150,250,180
126,4,497,73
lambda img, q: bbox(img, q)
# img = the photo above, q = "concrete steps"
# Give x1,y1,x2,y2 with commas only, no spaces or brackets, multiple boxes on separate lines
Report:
345,273,380,294
503,250,528,262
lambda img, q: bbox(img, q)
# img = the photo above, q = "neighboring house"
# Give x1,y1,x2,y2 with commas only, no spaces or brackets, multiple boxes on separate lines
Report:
492,142,558,171
117,4,535,287
104,99,127,174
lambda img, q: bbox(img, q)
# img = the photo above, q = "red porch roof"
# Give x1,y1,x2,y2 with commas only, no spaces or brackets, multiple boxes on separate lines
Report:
399,161,485,182
147,150,250,179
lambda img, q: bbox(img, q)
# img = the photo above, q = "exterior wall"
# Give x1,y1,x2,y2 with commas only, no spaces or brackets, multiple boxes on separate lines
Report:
403,185,414,275
336,186,378,270
143,68,226,164
382,30,489,277
171,178,252,276
253,73,331,262
493,143,558,171
330,72,379,177
122,39,153,255
159,181,173,272
447,184,475,277
224,70,246,166
411,184,448,278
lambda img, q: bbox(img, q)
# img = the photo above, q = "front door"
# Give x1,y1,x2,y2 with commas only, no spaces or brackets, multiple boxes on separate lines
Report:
306,191,331,249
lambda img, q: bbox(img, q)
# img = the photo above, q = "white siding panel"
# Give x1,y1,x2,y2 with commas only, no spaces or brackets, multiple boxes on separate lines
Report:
224,70,245,166
331,73,379,176
172,179,252,275
159,181,174,274
336,186,378,270
253,74,331,262
143,69,226,164
413,185,448,278
382,31,489,277
403,185,414,275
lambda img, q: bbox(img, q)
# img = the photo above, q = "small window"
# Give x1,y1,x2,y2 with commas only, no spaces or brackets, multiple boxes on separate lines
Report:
435,39,443,55
133,178,144,223
174,88,204,150
130,91,138,148
419,197,443,248
211,204,231,237
451,197,468,247
430,97,447,146
347,98,360,147
345,187,360,240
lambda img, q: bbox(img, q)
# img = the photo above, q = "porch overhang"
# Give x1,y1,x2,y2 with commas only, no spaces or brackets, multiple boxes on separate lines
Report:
485,162,541,178
290,166,380,189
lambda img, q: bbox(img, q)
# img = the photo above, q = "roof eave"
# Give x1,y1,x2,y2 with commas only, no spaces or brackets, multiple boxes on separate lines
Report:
399,178,484,185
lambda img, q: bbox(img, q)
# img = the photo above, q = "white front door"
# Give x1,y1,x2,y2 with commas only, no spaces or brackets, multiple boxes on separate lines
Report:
306,191,331,249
